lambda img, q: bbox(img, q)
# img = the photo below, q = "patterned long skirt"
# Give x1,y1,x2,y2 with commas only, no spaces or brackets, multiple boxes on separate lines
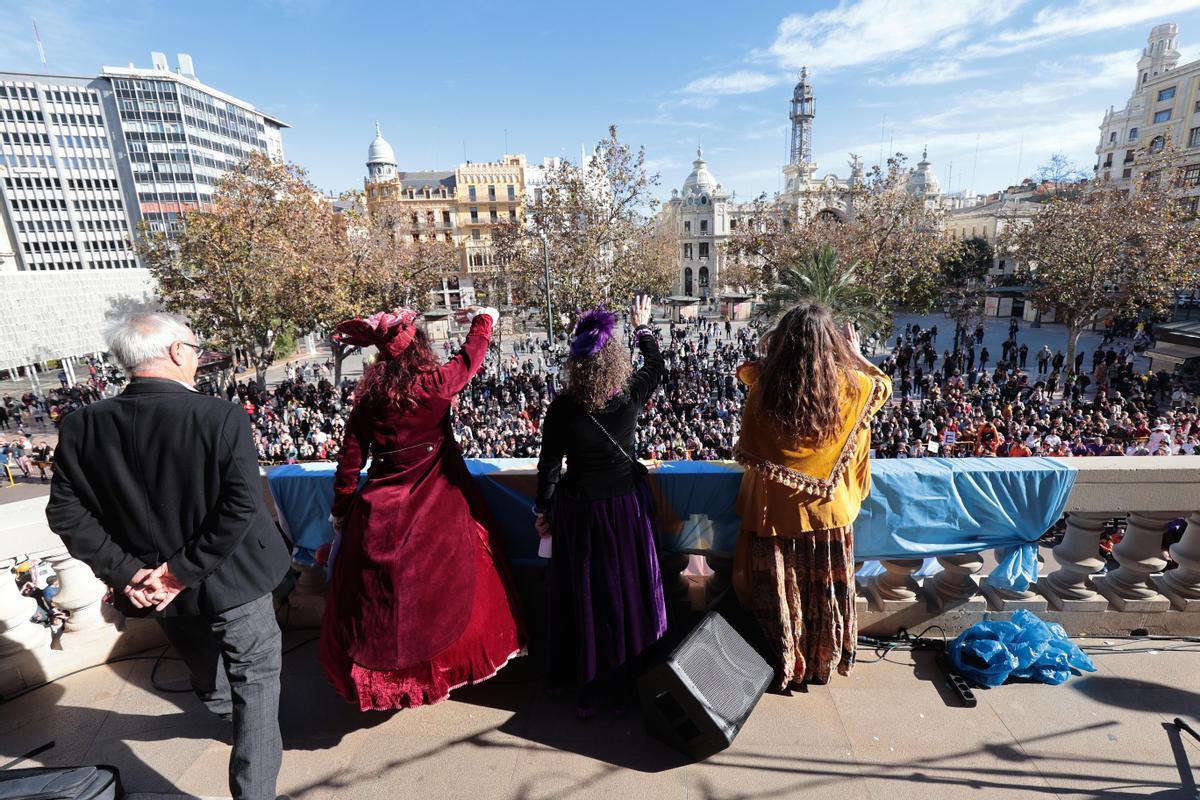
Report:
747,526,856,689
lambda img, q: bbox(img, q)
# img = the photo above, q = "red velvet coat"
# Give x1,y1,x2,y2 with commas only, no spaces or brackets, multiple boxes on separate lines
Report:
328,315,495,670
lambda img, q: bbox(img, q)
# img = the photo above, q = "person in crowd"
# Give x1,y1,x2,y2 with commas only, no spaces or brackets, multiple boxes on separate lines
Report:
46,312,291,800
320,305,525,710
732,301,891,689
535,296,667,718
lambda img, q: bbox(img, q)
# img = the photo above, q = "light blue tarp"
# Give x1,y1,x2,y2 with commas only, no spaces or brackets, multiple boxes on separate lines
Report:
268,456,1077,586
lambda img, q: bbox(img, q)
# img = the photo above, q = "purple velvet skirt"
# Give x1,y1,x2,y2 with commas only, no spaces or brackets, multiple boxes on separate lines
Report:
548,481,668,686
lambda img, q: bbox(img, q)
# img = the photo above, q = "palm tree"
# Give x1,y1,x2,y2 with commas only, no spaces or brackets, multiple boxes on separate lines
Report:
762,245,889,333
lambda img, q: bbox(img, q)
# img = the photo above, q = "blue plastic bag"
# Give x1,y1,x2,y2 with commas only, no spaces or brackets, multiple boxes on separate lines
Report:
946,609,1096,687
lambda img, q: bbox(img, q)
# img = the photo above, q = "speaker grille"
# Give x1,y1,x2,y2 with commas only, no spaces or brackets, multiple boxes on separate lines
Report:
673,613,769,724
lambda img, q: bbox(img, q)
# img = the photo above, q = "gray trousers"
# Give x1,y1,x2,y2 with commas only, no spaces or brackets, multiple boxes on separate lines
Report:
158,593,282,800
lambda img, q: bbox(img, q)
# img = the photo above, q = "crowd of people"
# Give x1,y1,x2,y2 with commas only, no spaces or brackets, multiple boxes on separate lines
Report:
3,315,1197,478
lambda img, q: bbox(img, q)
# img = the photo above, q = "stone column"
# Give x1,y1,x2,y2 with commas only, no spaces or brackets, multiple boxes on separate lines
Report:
924,552,986,611
1039,512,1110,611
1093,511,1175,612
865,558,923,611
46,551,111,632
1155,511,1200,611
0,559,50,656
981,549,1047,611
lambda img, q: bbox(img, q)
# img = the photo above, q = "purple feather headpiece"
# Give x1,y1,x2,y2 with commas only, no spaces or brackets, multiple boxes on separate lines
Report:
569,306,619,360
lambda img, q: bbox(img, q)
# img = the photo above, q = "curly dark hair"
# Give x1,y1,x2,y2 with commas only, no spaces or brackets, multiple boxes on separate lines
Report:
352,327,439,412
563,336,633,411
753,299,860,446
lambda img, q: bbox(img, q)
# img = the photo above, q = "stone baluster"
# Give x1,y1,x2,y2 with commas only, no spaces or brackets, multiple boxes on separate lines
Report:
1039,512,1110,611
924,552,985,611
1093,511,1175,612
46,550,111,632
1154,510,1200,611
865,558,923,610
981,549,1047,611
0,559,50,657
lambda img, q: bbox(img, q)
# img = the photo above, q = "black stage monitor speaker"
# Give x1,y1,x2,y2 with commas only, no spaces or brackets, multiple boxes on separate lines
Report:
638,611,772,759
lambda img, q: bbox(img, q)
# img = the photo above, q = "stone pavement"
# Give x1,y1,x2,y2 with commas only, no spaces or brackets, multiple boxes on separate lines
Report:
1,629,1196,800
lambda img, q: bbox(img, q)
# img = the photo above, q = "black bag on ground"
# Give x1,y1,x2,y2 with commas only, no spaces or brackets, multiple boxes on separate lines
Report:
0,742,122,800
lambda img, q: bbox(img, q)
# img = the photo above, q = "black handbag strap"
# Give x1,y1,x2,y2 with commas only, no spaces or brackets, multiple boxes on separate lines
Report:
585,412,647,474
1,741,54,771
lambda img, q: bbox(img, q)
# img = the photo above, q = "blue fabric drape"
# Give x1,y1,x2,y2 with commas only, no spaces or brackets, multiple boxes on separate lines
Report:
267,457,1076,587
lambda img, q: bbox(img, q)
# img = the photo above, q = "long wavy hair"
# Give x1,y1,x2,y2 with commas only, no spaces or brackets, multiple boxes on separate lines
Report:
353,328,439,412
753,299,860,446
563,337,633,411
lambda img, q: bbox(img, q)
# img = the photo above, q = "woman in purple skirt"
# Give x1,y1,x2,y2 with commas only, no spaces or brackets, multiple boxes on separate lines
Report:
535,295,668,717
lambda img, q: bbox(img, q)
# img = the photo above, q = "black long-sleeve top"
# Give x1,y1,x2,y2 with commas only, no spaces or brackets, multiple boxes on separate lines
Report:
536,331,663,509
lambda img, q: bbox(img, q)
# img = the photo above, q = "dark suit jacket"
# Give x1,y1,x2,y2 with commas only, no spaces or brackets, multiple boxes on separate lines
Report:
46,378,291,617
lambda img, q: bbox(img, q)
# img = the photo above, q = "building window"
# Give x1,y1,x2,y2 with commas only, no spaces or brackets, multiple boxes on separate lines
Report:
507,185,515,201
683,243,693,259
1122,168,1132,179
487,185,496,201
1154,109,1172,123
472,229,481,240
1184,165,1200,186
700,220,708,233
1151,135,1166,153
699,266,709,288
699,242,709,258
1129,128,1139,141
468,186,476,201
1103,154,1113,167
1109,132,1117,144
1158,87,1176,102
470,206,479,222
1124,149,1135,163
1190,127,1200,148
443,210,451,226
684,220,691,233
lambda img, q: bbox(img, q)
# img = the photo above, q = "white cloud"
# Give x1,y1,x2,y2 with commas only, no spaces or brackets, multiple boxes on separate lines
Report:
997,0,1200,47
871,60,992,87
682,71,781,96
761,0,1026,72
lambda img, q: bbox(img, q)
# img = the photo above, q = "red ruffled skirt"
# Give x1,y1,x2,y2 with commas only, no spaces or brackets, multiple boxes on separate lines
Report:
319,522,526,710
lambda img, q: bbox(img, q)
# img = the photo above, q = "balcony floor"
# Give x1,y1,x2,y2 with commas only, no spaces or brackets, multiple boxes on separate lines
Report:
1,630,1197,800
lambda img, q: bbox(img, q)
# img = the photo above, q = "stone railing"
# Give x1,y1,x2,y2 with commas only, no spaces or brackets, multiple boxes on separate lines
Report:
0,497,165,696
281,456,1200,638
4,457,1199,694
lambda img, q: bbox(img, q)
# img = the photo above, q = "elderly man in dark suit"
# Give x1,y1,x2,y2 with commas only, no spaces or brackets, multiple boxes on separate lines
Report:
47,312,291,800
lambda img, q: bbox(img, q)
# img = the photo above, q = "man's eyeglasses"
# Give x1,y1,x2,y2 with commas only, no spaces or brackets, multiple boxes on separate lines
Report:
178,342,202,353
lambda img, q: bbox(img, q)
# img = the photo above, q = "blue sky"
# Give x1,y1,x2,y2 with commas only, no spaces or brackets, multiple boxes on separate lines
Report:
4,0,1200,201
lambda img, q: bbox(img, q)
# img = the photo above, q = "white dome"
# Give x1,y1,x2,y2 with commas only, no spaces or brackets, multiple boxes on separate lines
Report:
683,147,718,194
367,122,396,166
906,147,941,197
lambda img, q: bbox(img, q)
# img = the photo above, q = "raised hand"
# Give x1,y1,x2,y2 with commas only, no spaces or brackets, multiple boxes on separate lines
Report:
631,295,653,328
453,306,481,325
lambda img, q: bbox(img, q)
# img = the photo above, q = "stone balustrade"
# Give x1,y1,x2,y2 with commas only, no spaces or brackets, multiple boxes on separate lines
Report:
3,456,1200,695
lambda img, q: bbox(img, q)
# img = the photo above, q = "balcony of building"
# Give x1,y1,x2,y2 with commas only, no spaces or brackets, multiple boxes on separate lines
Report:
3,457,1199,797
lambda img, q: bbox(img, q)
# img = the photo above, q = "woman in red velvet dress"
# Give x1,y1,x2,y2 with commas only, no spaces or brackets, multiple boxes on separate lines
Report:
319,305,526,710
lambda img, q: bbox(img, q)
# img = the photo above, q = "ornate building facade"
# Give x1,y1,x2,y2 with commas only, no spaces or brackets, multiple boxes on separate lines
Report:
362,124,526,308
1094,23,1200,215
662,68,941,298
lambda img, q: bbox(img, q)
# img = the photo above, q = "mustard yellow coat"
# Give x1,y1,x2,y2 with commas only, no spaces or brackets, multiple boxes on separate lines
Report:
733,361,892,600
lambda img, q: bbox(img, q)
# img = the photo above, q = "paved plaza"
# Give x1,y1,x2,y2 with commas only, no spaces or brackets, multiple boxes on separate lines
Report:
1,629,1196,799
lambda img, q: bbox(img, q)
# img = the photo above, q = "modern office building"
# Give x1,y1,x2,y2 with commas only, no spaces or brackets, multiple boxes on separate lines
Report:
0,53,286,379
101,52,287,234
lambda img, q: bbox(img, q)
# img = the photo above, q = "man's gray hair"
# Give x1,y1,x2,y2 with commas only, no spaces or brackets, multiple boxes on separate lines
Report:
105,312,194,373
